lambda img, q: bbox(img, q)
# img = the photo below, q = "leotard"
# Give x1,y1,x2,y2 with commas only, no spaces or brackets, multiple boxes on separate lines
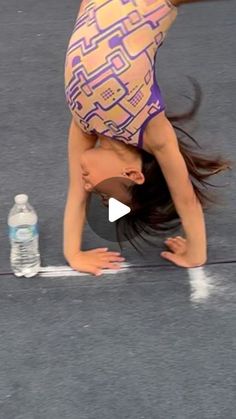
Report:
64,0,178,148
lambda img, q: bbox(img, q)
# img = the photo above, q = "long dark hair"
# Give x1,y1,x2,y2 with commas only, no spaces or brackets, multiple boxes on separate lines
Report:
116,76,233,253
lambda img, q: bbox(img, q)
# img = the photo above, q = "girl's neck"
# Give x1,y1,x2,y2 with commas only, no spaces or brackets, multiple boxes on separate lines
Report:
98,134,141,164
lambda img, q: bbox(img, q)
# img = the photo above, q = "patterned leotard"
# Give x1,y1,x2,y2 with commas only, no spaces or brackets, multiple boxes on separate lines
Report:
64,0,178,148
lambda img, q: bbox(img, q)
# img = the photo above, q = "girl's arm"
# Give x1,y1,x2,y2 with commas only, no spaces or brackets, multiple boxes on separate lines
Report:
145,118,207,263
63,119,97,260
63,193,88,261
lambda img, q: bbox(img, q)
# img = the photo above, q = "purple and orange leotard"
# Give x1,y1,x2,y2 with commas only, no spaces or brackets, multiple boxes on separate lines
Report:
64,0,178,148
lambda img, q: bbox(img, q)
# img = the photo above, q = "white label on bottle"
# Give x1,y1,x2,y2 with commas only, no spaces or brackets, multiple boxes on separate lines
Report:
9,224,39,242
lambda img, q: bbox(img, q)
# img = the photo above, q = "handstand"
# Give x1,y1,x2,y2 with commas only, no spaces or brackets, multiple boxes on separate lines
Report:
63,0,231,275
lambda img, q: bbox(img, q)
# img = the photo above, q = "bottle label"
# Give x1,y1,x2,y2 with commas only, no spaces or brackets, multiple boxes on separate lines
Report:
9,224,39,242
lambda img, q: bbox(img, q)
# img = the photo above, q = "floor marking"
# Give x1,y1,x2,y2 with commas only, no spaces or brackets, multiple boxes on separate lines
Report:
39,262,131,277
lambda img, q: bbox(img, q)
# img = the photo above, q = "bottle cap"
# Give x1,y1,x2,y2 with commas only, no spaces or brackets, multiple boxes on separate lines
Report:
15,194,28,205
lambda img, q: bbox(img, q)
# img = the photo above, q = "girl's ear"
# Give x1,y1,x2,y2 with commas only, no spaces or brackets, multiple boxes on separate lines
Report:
123,168,145,184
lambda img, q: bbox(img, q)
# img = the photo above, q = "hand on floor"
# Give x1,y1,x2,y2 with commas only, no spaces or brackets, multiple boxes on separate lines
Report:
161,236,207,268
67,248,125,276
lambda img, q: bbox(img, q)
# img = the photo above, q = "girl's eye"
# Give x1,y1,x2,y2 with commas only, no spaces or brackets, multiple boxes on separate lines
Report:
101,197,109,206
101,194,109,203
102,195,109,202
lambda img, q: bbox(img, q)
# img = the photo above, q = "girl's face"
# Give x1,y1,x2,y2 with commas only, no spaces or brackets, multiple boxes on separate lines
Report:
80,146,144,205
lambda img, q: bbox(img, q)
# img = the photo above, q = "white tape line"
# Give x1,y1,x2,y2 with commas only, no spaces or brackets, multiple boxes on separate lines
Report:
39,262,131,277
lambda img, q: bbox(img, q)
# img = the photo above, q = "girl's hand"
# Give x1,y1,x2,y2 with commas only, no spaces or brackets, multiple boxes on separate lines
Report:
161,236,207,268
67,248,125,276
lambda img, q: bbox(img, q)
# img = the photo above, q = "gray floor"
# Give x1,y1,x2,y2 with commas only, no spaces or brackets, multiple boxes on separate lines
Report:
1,1,236,418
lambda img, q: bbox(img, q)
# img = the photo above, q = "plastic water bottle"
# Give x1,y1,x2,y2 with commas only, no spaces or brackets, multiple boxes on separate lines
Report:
8,194,41,278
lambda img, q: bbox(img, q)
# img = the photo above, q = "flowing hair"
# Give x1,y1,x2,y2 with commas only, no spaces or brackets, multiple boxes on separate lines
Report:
115,76,234,253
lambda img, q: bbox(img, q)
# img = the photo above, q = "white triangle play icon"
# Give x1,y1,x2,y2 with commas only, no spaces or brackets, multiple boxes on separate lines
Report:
108,198,131,222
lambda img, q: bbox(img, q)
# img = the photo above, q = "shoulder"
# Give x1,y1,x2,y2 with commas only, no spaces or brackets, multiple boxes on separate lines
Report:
168,0,181,7
143,111,170,153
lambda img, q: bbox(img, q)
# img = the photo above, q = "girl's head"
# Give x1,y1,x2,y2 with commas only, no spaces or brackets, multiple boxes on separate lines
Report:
82,76,233,253
80,138,145,205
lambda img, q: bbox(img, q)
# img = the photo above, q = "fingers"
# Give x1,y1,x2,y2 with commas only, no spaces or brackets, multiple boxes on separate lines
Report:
101,255,125,262
94,253,125,273
176,236,186,241
165,236,186,243
91,250,125,275
91,247,109,253
164,236,187,255
90,262,122,277
89,248,122,256
97,254,125,270
80,263,122,276
89,248,125,262
79,248,126,276
98,262,122,270
166,236,185,240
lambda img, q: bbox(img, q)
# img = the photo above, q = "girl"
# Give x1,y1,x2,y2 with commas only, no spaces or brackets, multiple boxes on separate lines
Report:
63,0,232,276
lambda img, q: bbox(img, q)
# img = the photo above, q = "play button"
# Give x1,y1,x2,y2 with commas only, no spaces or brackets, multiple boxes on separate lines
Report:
85,176,144,243
108,198,131,222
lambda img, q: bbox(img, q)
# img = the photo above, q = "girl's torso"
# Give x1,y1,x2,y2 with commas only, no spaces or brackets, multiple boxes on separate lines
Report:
65,0,178,148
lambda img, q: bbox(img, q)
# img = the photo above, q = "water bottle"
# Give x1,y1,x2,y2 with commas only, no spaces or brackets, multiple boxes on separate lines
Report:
8,194,41,278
